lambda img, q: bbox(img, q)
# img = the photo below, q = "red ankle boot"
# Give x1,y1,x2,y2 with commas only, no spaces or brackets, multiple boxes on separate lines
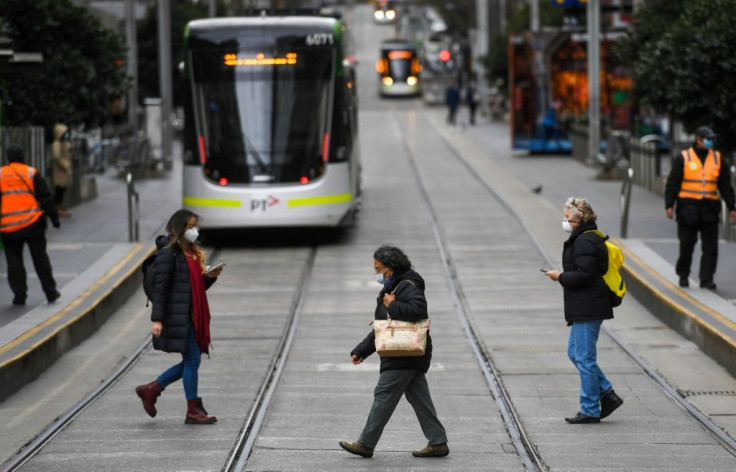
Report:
195,397,209,415
185,399,217,424
135,380,163,417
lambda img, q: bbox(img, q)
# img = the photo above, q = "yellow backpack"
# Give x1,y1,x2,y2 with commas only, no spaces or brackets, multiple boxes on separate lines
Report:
585,230,626,307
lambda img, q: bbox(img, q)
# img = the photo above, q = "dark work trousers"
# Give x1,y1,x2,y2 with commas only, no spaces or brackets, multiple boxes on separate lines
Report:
358,369,447,449
2,232,57,300
676,221,720,283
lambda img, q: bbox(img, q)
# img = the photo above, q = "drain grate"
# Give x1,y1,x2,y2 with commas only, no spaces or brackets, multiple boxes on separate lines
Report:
680,390,736,397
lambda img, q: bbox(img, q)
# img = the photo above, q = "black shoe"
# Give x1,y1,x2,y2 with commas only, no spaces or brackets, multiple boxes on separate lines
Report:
12,296,26,306
600,389,624,419
47,290,61,303
565,412,600,424
700,280,717,290
339,440,373,458
678,276,689,288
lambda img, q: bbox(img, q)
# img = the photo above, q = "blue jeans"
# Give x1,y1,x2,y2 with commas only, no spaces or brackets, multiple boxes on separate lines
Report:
567,320,612,417
157,326,201,401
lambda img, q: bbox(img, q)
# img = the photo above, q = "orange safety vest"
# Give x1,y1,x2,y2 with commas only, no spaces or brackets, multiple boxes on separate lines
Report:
678,147,721,200
0,163,44,233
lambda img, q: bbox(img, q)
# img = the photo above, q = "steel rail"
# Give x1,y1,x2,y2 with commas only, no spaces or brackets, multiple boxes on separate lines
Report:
222,247,317,471
394,114,545,472
429,116,736,459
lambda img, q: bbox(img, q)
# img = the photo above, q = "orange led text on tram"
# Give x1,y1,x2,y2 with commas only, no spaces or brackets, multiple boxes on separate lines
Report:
224,53,298,67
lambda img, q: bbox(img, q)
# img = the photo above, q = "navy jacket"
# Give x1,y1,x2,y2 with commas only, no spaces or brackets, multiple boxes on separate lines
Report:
559,221,613,324
351,269,433,373
150,235,215,353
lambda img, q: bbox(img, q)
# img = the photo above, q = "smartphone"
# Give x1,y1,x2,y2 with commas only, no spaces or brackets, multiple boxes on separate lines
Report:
540,268,550,273
206,262,226,275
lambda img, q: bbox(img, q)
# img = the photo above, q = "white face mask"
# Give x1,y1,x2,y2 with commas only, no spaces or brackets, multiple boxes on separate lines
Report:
373,269,387,284
562,219,574,233
183,227,199,243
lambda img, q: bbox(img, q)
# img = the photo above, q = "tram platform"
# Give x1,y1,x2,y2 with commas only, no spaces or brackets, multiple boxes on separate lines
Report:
0,111,735,469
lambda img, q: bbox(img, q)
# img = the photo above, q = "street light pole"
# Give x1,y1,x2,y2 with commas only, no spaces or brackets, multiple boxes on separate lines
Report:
124,0,138,129
587,0,601,166
158,0,172,170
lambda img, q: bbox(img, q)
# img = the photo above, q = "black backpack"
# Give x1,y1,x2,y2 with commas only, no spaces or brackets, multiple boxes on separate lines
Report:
141,253,157,306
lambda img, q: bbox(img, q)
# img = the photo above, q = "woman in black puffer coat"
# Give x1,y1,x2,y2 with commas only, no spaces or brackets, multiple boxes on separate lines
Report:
134,209,222,425
544,198,623,424
339,245,449,459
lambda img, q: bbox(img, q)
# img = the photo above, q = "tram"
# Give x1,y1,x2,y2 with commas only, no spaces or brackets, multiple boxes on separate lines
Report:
180,14,361,228
373,0,396,24
376,39,422,97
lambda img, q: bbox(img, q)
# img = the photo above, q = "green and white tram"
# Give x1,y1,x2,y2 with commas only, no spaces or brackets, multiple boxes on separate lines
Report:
181,14,360,228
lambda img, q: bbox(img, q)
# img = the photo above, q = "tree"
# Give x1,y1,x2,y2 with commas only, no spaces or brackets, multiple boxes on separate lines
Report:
618,0,736,150
0,0,129,131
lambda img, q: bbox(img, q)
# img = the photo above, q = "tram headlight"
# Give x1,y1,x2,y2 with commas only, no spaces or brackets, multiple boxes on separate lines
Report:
386,9,396,20
382,76,393,86
374,10,384,20
407,76,418,86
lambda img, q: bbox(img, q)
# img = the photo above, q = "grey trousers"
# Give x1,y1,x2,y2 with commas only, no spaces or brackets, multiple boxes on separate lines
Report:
358,369,447,449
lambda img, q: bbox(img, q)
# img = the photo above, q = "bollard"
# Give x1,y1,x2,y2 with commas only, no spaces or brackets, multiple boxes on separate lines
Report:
126,172,140,242
620,167,634,238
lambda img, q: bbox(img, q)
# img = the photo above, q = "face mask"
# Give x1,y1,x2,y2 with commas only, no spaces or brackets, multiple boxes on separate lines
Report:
562,219,574,233
373,269,387,284
704,138,714,149
183,227,199,243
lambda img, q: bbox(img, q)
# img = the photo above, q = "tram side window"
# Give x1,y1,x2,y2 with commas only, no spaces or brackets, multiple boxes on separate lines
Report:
330,76,352,163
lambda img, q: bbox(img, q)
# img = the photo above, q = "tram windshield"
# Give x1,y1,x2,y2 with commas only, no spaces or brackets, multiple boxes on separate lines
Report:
382,49,415,81
191,47,333,184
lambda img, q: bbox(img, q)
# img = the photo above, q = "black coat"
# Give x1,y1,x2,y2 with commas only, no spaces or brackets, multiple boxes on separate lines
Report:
558,221,613,323
150,235,215,353
664,146,736,226
351,269,433,373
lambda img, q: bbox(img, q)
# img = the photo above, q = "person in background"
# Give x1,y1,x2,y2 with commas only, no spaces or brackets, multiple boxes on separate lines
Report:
134,209,223,425
465,81,479,125
52,123,73,217
665,125,736,290
544,197,623,424
0,144,61,305
445,79,460,125
339,245,449,458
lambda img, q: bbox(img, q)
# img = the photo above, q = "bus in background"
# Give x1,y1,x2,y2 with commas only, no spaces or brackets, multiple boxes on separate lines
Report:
376,39,422,97
420,33,461,105
180,13,361,228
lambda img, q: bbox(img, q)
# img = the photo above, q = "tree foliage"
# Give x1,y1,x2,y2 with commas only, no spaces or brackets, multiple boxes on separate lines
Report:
0,0,129,131
618,0,736,150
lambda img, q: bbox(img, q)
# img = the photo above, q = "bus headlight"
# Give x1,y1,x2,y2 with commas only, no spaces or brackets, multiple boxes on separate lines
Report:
386,9,396,20
407,76,418,86
382,76,394,86
374,10,384,20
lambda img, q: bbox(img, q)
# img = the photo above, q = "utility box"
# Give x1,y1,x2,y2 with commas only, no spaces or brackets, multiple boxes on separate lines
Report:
144,98,163,166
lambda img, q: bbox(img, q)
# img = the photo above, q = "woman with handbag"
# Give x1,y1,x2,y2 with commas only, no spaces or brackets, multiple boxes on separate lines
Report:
339,245,449,458
134,209,223,424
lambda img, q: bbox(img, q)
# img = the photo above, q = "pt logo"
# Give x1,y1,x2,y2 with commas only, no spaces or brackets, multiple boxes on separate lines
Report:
251,195,280,212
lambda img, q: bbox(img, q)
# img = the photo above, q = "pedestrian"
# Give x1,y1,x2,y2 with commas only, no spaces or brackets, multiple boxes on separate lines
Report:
665,126,736,289
543,197,623,424
445,79,460,125
52,123,73,218
134,209,224,424
339,245,449,458
0,144,61,306
466,81,479,125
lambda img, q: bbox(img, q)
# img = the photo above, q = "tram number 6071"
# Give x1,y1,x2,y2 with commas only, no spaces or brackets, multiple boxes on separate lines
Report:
306,33,334,46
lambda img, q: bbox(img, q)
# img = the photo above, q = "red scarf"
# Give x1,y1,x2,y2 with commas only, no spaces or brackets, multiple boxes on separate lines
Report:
186,253,211,354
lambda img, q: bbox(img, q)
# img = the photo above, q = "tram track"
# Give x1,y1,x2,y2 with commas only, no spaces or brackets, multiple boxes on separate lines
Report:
1,247,318,472
402,112,736,460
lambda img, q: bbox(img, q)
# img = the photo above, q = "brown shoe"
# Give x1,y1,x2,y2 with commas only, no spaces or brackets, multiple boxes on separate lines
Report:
134,380,163,417
339,440,373,458
412,442,449,457
185,399,217,424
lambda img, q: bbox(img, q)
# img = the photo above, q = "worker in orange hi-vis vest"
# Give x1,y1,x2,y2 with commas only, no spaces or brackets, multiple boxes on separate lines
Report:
665,126,736,290
0,144,62,306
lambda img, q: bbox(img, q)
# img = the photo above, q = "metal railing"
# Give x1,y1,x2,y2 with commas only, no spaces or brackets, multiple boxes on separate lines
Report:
126,172,140,242
0,127,46,173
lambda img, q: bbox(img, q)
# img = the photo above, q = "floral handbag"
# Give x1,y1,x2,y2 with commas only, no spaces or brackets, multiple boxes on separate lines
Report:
373,281,430,357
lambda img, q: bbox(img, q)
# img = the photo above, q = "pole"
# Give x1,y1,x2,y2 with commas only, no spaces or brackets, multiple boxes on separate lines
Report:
530,0,539,32
476,0,489,116
499,0,507,36
209,0,216,17
124,0,138,129
158,0,173,170
587,0,600,166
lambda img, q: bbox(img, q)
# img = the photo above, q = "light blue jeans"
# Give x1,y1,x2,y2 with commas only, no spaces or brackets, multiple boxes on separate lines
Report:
157,326,201,401
567,320,612,417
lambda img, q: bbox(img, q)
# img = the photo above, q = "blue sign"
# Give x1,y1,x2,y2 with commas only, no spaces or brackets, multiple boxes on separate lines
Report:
551,0,587,7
